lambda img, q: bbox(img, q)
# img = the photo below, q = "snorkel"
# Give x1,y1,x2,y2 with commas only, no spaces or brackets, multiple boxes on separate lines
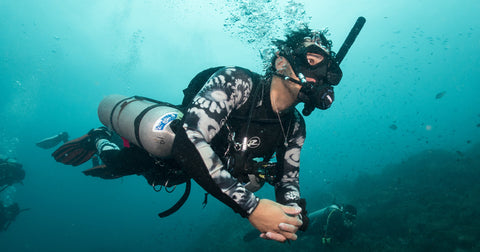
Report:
302,16,366,116
275,16,366,116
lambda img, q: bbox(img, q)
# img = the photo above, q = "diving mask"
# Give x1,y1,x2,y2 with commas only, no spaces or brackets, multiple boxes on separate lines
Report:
292,44,343,86
290,44,341,115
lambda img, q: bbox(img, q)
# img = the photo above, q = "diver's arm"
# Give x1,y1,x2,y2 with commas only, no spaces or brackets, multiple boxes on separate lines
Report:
181,67,259,216
174,67,303,242
275,109,305,205
274,110,309,230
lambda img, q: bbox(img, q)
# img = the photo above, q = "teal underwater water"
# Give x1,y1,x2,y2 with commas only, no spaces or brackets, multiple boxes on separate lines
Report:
1,0,479,251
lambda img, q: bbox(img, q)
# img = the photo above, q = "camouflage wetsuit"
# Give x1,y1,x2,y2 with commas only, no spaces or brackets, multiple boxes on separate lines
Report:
181,66,306,216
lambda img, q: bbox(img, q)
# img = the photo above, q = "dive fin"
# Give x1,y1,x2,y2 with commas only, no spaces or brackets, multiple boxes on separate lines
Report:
52,134,96,166
82,165,123,179
36,132,69,149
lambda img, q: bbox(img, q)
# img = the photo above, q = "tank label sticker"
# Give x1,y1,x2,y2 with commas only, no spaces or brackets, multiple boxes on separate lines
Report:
153,113,178,132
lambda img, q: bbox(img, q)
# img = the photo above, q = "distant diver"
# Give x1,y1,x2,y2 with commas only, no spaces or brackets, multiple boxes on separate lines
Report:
0,155,25,193
0,202,30,231
306,204,357,245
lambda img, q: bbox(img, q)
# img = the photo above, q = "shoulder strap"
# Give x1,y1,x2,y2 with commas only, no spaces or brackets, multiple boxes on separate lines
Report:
180,67,225,110
170,120,250,217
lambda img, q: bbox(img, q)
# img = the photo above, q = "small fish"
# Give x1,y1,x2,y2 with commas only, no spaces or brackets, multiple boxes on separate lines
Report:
435,91,446,99
389,124,398,130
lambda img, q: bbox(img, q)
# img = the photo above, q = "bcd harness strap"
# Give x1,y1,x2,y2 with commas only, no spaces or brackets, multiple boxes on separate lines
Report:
171,119,250,217
110,95,178,150
322,205,341,243
157,179,191,218
108,95,191,218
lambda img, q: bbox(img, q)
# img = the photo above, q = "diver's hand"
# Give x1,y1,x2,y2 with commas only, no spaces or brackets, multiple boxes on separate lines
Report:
259,222,301,242
248,199,303,242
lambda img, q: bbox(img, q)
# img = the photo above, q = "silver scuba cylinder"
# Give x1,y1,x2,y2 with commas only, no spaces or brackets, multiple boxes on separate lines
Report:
97,94,183,158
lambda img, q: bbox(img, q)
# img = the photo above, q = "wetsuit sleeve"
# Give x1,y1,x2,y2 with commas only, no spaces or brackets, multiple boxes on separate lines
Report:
181,67,259,216
275,110,308,230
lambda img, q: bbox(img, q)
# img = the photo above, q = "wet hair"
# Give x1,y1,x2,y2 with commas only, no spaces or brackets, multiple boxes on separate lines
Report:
265,26,332,77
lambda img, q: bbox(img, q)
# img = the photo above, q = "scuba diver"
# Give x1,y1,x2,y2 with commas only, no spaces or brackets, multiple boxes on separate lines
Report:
36,131,69,149
0,202,20,231
0,201,29,231
0,155,25,193
0,156,28,231
306,204,357,245
52,18,365,243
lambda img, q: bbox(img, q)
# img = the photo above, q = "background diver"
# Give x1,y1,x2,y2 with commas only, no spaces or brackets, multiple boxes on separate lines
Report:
0,155,30,231
0,155,26,193
0,202,30,232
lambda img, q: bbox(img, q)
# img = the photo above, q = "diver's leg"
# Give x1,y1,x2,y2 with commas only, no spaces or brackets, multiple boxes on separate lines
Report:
83,138,152,179
52,127,110,166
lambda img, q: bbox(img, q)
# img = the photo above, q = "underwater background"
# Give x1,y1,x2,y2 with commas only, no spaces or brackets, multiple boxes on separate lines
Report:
1,0,479,251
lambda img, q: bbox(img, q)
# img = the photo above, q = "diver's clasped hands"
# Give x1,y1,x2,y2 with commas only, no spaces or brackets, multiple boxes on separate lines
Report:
259,221,301,242
248,199,303,243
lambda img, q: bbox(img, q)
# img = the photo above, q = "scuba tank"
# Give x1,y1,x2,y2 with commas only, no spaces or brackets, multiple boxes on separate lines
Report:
98,95,192,218
97,94,183,158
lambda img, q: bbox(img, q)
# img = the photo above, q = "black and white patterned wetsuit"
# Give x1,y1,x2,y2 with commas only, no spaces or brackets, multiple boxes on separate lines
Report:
182,66,306,217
